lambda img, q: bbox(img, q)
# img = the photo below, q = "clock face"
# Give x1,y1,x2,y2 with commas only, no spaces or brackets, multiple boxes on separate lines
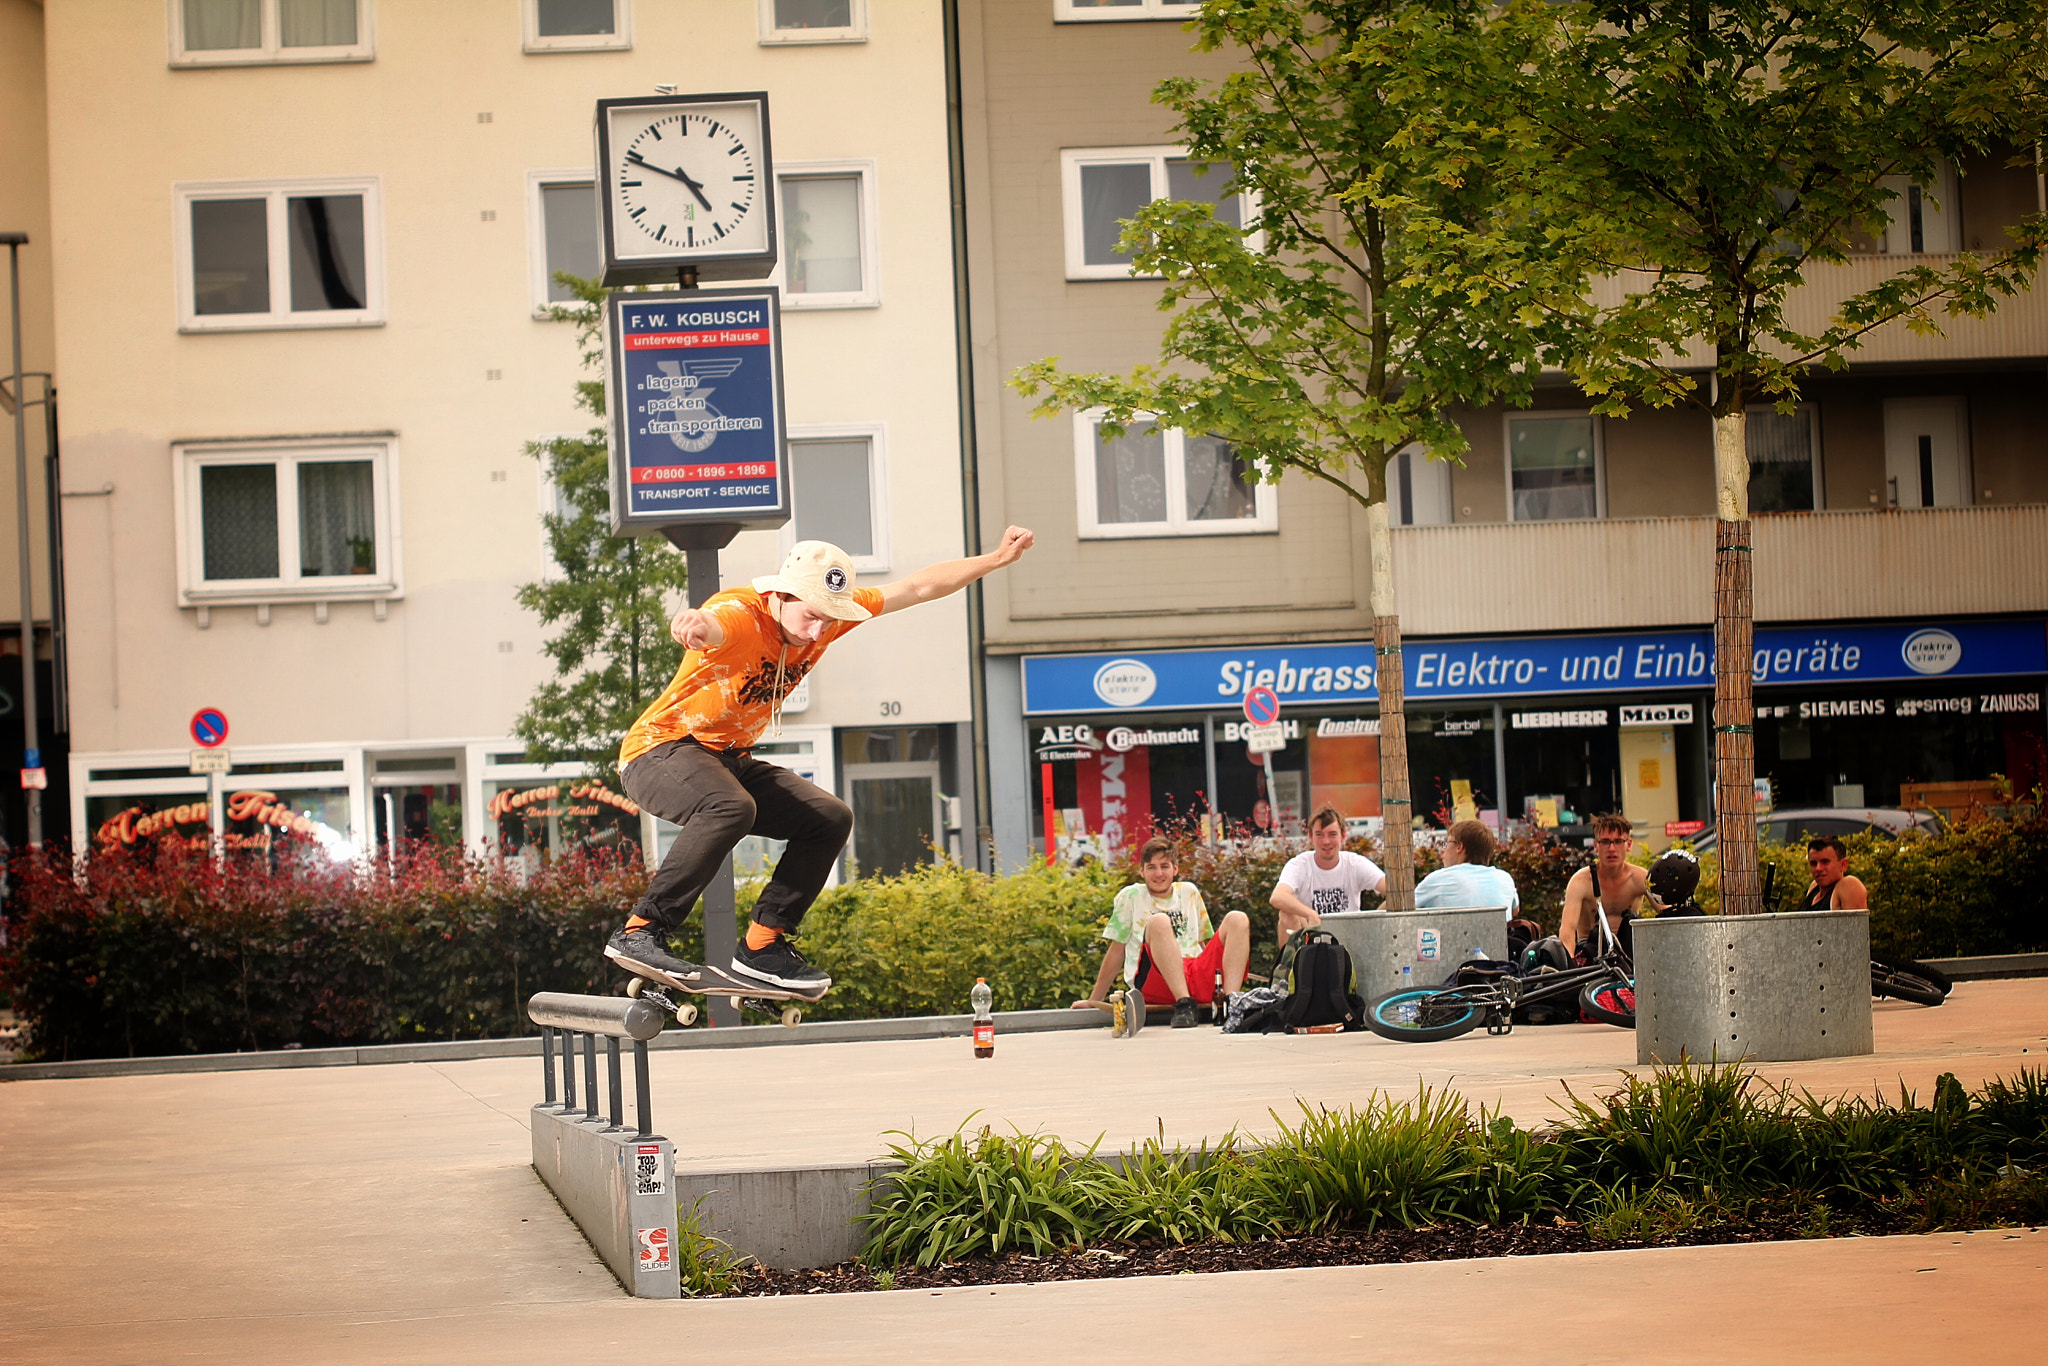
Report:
608,102,769,262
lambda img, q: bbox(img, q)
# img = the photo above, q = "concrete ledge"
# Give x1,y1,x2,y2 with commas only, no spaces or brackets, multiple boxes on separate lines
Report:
531,1105,679,1298
0,1007,1098,1082
676,1161,905,1270
1921,952,2048,981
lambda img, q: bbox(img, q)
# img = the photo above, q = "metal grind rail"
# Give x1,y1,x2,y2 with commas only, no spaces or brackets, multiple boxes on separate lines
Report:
527,992,666,1137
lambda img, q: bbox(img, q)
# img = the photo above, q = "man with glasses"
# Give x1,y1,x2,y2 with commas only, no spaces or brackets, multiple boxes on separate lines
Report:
1556,812,1648,963
1797,836,1869,911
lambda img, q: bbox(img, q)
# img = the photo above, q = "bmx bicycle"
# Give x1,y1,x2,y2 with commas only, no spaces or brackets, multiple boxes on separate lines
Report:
1365,910,1635,1043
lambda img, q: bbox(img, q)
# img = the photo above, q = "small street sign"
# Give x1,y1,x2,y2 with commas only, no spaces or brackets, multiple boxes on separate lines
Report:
190,749,232,775
1665,819,1707,838
191,708,229,748
1245,724,1287,755
1242,686,1281,727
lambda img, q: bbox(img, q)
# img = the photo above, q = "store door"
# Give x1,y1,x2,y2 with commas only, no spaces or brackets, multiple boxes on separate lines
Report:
1883,397,1971,508
1618,726,1679,849
845,761,942,878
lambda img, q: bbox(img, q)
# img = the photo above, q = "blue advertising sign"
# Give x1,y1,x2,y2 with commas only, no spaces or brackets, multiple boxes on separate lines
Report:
606,287,788,535
1021,620,2046,715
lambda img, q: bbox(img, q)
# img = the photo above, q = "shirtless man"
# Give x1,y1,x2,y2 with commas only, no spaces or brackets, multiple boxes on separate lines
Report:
605,529,1034,993
1557,812,1648,962
1797,837,1869,910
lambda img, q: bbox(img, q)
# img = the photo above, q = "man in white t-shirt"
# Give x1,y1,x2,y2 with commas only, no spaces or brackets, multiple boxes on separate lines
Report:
1074,836,1250,1027
1413,819,1520,918
1269,804,1386,945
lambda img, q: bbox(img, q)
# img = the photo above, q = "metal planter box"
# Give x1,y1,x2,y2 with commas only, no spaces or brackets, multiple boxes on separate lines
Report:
1634,910,1874,1064
1318,906,1509,1001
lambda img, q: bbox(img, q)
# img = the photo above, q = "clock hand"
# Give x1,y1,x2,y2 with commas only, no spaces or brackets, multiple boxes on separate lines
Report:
627,151,716,213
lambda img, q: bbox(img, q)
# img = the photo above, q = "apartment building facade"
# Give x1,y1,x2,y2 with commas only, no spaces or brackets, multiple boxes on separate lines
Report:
957,1,2048,868
43,0,977,875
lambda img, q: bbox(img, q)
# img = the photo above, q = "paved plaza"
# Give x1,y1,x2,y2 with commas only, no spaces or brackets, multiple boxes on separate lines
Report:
2,979,2044,1363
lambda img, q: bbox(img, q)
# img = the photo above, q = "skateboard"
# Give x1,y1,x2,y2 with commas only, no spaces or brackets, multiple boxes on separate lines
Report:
622,963,828,1029
1082,985,1148,1038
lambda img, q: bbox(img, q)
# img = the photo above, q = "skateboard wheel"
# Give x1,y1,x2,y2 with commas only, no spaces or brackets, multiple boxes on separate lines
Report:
779,1006,801,1028
729,995,744,1011
624,977,646,999
675,1002,698,1026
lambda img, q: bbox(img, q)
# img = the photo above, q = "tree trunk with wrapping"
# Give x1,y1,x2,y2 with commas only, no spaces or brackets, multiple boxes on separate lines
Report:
1366,502,1414,910
1713,410,1760,914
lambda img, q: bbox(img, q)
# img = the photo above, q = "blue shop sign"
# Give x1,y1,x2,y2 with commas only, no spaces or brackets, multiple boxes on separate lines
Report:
1020,620,2046,716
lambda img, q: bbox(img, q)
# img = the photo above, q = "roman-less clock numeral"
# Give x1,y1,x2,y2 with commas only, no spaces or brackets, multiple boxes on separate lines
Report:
687,226,695,246
730,202,747,213
620,180,641,187
708,121,723,137
648,124,661,140
735,174,754,181
629,207,646,218
728,145,745,157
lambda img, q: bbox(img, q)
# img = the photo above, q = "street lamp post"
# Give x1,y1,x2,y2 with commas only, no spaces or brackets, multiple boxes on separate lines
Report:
2,232,42,847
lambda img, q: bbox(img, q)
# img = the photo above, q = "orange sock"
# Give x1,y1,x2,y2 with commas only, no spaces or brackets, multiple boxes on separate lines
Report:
745,922,779,951
625,915,652,932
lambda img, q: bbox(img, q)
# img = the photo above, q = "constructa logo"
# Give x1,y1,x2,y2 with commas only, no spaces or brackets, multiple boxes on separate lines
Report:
1092,658,1158,708
1901,628,1963,676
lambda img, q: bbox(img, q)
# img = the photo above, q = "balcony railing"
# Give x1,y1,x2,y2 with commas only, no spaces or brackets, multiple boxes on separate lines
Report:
1390,504,2048,637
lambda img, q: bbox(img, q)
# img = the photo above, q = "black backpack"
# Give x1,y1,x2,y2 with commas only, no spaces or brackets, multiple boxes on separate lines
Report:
1280,929,1365,1031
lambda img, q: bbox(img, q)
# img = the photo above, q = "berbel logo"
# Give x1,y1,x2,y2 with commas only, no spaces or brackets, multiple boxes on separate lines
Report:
1901,628,1962,676
1092,659,1157,708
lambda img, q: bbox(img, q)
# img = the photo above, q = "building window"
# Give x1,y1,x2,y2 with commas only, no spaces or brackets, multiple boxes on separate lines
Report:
175,439,400,605
1878,160,1958,255
1054,0,1201,21
1386,445,1452,526
527,173,600,311
776,163,879,308
1747,405,1821,513
175,179,383,331
1060,147,1258,280
523,0,630,52
170,0,373,66
1073,411,1276,538
1505,413,1603,521
758,0,866,44
784,425,888,572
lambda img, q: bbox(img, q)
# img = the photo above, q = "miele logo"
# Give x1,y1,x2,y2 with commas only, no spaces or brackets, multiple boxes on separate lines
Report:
1619,704,1694,728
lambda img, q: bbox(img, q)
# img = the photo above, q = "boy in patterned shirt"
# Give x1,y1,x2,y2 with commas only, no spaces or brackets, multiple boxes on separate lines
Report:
1074,836,1250,1028
606,529,1033,993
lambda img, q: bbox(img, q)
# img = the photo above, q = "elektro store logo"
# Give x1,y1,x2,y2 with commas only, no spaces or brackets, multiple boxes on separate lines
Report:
1901,629,1963,675
1093,659,1158,707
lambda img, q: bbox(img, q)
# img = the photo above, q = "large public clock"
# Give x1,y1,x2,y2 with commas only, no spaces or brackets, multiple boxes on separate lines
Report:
595,92,777,286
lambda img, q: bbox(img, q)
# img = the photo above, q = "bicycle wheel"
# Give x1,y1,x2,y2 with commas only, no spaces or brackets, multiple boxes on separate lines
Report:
1579,978,1637,1028
1883,957,1953,997
1365,987,1487,1042
1871,961,1946,1006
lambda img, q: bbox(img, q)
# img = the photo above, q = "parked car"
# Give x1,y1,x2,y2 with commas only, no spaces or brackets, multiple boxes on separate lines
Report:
1687,807,1938,853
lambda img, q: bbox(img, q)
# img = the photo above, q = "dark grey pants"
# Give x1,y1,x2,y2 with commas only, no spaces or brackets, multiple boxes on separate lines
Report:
621,738,853,934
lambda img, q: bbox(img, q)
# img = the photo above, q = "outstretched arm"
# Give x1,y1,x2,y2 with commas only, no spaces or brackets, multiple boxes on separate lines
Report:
874,526,1034,616
1074,940,1128,1007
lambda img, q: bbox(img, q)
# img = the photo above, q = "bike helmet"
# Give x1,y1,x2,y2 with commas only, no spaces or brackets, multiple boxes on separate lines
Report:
1647,848,1702,908
1519,935,1571,974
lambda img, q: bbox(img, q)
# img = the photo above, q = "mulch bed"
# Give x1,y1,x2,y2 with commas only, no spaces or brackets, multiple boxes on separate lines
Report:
717,1214,1863,1297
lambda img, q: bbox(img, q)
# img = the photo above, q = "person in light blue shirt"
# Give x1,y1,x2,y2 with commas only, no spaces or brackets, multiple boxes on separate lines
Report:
1413,819,1520,919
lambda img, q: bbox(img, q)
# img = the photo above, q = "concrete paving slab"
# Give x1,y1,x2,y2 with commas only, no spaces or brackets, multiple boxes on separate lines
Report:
2,979,2043,1362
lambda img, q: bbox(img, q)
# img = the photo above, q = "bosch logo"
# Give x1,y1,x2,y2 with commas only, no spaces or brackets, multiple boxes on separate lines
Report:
823,566,848,593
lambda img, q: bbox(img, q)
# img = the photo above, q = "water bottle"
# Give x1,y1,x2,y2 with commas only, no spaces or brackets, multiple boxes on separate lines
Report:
1213,969,1226,1027
971,978,994,1058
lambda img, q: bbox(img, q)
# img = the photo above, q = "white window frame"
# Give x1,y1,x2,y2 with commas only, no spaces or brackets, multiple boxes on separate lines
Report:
1060,146,1262,281
523,0,632,53
168,0,375,67
532,432,581,581
172,436,404,607
757,0,867,45
1054,0,1202,21
771,160,882,310
174,177,385,332
525,170,598,317
1503,410,1606,523
1072,410,1277,539
1386,443,1453,526
782,422,890,574
1747,403,1825,512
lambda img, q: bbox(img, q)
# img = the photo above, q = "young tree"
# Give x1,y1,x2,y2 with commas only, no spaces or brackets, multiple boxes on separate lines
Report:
1012,0,1575,906
514,278,691,790
1513,0,2048,911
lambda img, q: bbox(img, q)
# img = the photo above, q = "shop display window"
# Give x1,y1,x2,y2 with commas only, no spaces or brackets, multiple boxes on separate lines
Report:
1031,715,1212,862
1755,682,2045,811
1406,708,1501,827
87,792,211,854
486,777,642,868
373,783,464,850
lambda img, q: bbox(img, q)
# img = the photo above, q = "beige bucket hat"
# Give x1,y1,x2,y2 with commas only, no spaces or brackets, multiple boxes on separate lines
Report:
752,541,871,621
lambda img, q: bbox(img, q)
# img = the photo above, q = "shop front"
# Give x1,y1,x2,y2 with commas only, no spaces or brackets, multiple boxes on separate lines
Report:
1018,618,2045,859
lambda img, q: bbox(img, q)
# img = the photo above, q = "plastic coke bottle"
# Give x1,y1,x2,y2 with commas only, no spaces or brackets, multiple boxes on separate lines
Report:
971,978,995,1058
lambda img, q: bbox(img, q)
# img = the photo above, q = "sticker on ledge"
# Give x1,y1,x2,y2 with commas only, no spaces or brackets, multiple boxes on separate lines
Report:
636,1225,672,1273
634,1143,666,1197
1417,928,1441,962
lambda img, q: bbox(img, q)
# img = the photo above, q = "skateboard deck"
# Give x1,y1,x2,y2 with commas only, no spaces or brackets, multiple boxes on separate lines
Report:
1082,986,1148,1038
621,962,828,1029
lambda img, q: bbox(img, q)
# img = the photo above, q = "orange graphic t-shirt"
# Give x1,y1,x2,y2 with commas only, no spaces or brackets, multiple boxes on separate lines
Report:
620,586,883,765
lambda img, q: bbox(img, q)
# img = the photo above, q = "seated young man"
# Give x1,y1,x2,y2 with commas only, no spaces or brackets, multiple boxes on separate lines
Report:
1074,836,1250,1028
1557,812,1648,963
1798,836,1869,910
1269,804,1386,945
1413,819,1521,918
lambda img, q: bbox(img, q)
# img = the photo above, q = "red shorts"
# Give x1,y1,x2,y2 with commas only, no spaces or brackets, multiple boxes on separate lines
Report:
1135,935,1229,1006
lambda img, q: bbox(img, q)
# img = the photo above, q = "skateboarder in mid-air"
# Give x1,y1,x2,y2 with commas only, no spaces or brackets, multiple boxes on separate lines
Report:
605,528,1035,994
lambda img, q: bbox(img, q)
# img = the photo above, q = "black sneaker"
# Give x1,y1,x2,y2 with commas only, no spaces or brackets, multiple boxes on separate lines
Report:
1171,997,1199,1028
730,935,832,992
604,926,703,990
